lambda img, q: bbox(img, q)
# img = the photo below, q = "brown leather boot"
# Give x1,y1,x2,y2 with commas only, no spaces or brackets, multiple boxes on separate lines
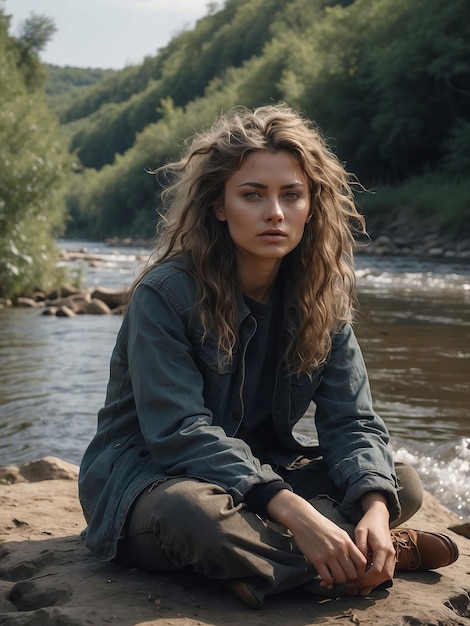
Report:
226,580,264,609
391,528,459,571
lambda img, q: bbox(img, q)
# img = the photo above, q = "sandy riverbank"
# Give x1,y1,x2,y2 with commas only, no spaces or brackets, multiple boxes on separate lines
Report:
0,457,469,625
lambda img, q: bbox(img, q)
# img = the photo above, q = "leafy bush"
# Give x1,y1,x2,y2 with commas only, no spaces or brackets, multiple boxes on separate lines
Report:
0,9,71,299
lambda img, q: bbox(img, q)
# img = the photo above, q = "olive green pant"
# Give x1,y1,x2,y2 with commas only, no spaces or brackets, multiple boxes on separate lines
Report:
116,461,423,600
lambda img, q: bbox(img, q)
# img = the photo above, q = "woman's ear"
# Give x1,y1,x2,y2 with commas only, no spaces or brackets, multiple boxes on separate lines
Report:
213,202,227,222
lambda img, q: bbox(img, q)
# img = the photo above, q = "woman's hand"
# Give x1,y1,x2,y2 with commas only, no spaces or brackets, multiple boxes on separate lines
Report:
266,490,367,590
351,492,396,596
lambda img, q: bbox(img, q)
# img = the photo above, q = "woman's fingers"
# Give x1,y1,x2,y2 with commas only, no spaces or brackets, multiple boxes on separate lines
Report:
317,545,367,588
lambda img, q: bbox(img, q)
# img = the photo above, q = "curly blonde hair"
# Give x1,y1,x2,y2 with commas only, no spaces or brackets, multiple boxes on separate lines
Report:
134,104,366,375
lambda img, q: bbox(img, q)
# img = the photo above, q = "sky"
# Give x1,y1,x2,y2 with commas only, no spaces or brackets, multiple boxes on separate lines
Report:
4,0,215,69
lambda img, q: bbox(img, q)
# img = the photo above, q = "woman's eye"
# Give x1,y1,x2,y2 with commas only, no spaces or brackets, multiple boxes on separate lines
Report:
243,191,261,199
284,192,301,199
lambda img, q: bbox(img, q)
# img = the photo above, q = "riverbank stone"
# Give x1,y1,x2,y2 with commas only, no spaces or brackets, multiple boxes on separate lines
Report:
0,457,78,484
55,305,77,318
84,298,111,315
15,297,44,308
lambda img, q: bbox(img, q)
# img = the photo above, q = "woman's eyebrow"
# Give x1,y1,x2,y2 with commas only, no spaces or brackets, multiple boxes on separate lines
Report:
236,181,306,189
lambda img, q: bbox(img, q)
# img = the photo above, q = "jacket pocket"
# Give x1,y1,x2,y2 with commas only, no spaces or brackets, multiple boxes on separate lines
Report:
289,372,323,425
192,332,239,374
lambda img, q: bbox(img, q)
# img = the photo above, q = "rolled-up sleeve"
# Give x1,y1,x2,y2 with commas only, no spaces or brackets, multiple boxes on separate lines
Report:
313,323,400,523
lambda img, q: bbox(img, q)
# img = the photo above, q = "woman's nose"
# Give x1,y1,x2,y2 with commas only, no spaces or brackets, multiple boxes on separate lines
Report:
265,197,284,221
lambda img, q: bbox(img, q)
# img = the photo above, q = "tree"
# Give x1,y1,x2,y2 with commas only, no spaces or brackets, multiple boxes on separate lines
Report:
12,13,56,90
18,12,56,54
0,7,70,299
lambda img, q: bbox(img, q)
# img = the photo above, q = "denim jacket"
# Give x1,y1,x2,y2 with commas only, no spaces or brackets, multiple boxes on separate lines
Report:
79,258,399,560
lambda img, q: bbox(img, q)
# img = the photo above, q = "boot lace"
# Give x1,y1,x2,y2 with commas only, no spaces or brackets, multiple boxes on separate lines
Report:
392,530,421,570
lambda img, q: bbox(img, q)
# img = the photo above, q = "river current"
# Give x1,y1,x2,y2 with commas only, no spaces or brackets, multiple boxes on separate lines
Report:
0,241,469,519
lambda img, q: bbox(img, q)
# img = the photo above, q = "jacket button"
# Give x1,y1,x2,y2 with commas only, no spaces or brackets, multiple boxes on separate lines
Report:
232,410,240,420
113,442,123,448
139,449,150,457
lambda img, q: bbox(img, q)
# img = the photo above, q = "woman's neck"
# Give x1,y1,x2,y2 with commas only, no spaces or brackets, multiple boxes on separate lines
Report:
239,260,282,304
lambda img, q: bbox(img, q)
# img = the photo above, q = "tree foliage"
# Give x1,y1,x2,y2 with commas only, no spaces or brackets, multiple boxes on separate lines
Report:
278,0,470,181
0,7,70,299
18,12,56,54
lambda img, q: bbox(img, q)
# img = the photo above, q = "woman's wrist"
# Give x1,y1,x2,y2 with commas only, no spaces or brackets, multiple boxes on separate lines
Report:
266,489,305,526
244,481,292,519
361,491,390,515
266,489,322,528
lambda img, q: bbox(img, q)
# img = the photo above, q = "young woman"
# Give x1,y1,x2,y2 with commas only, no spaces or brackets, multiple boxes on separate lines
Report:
79,104,458,609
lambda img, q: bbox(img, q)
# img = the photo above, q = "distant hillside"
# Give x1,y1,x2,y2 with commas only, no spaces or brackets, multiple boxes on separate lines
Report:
58,0,469,241
59,0,285,170
45,65,116,115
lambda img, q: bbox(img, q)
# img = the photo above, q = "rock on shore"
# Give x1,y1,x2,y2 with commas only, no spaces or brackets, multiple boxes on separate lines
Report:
0,457,469,626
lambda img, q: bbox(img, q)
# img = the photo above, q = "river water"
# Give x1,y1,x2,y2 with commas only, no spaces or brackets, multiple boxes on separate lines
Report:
0,241,469,519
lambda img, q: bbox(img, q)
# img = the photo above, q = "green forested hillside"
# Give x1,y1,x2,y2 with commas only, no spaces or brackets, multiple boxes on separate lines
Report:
57,0,470,240
45,65,116,115
62,0,286,170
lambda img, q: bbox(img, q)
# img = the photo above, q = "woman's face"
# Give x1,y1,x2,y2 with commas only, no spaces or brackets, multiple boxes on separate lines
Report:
215,150,310,273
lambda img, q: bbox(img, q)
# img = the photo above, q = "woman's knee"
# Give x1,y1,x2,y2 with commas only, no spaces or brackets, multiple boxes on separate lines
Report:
137,479,241,543
393,462,424,527
119,479,241,571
